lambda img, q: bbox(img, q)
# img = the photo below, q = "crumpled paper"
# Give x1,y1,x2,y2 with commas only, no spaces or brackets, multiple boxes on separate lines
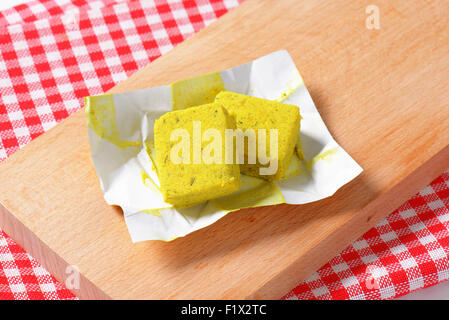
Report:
85,50,363,242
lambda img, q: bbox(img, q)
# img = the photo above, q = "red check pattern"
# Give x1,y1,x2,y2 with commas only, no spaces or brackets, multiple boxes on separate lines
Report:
0,0,448,300
0,0,243,300
0,0,126,28
0,0,242,160
0,229,74,300
283,169,449,300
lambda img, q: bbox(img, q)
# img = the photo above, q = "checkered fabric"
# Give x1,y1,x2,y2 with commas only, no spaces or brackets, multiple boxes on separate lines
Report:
0,229,75,299
0,0,242,160
0,0,242,300
284,169,449,300
0,0,448,300
0,0,130,28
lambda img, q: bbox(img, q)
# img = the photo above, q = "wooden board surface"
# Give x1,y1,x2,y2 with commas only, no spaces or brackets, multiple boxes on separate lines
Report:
1,0,449,299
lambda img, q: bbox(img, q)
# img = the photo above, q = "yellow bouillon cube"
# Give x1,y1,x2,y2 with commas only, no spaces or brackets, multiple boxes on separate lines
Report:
215,91,301,181
154,103,240,208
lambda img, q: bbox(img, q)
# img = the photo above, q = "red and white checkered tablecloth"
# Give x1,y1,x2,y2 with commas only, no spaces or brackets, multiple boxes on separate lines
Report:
284,170,449,300
0,0,125,28
0,0,448,300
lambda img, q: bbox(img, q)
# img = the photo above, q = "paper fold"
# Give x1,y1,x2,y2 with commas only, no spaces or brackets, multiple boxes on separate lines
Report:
85,50,363,242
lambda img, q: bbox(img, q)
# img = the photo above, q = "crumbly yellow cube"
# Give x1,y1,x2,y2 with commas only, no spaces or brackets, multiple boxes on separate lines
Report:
215,91,301,180
154,103,240,208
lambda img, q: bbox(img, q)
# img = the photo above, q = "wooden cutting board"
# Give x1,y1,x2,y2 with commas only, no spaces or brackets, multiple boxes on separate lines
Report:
0,0,448,299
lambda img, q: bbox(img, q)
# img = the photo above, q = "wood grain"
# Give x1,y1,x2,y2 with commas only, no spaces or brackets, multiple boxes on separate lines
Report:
0,0,448,299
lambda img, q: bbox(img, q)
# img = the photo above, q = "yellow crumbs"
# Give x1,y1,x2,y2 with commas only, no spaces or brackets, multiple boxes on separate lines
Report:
275,87,296,102
274,77,303,102
162,237,178,242
140,169,160,192
137,209,162,218
306,149,338,171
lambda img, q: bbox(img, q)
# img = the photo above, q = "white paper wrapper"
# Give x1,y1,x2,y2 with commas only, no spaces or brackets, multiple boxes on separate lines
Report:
85,50,363,242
